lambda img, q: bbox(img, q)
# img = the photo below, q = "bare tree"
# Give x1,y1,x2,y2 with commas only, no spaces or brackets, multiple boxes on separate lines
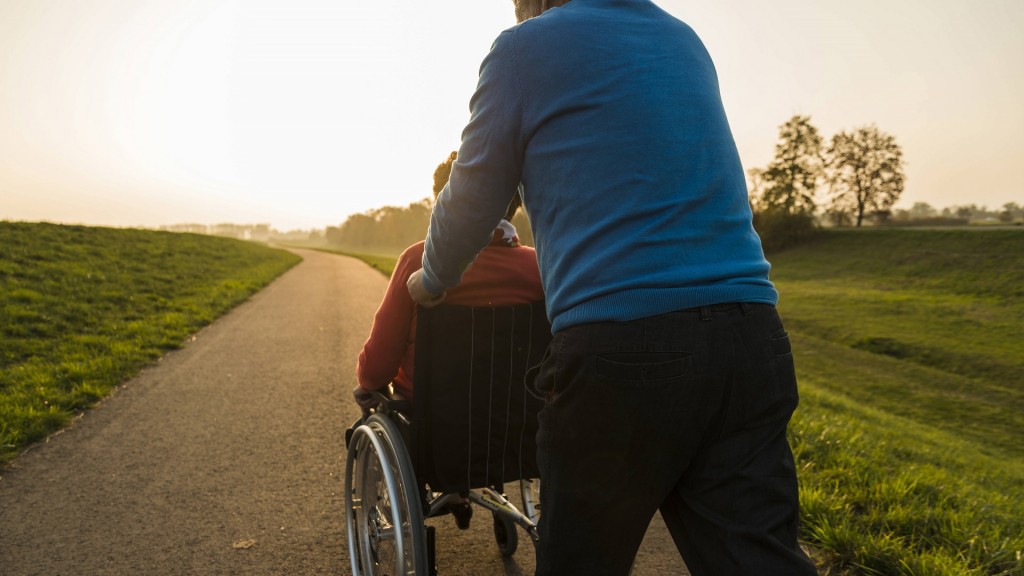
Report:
826,125,905,227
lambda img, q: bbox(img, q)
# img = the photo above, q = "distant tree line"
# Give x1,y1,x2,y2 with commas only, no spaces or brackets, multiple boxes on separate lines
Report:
326,199,433,253
328,153,534,254
160,223,272,241
888,202,1022,226
327,200,535,254
159,223,326,244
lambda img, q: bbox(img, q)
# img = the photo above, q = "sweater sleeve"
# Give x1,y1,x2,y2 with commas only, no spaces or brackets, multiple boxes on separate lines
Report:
421,30,525,295
356,246,421,391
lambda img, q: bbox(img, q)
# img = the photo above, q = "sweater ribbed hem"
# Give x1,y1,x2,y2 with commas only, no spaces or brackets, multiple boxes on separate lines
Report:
551,284,779,333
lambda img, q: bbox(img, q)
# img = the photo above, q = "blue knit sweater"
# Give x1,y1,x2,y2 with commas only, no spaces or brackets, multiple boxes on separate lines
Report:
422,0,777,333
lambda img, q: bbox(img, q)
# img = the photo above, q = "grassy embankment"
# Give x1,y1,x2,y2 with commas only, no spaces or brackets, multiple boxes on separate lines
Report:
344,229,1023,575
0,222,301,465
773,229,1022,575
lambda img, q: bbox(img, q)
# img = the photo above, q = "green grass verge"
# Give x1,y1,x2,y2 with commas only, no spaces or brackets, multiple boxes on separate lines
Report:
772,228,1024,575
0,222,300,464
301,245,399,277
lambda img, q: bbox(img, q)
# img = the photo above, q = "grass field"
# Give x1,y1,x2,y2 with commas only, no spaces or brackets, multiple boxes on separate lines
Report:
0,222,300,464
343,229,1024,575
772,229,1023,575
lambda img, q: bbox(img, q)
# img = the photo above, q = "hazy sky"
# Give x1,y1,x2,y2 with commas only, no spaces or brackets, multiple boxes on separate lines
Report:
2,0,1021,230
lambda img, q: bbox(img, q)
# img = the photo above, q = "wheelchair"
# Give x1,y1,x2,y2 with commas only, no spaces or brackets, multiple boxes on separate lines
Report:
345,301,552,575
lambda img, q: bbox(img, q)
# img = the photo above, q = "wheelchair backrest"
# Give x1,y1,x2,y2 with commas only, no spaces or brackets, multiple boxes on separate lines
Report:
413,301,552,493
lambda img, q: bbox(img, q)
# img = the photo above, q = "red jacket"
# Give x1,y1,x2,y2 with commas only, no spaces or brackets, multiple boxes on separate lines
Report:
356,232,544,400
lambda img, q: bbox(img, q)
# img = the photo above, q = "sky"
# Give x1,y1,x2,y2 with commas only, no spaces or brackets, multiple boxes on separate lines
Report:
1,0,1022,231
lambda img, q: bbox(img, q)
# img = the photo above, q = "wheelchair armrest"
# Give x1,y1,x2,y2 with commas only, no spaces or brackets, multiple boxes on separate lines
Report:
347,389,413,449
372,389,412,417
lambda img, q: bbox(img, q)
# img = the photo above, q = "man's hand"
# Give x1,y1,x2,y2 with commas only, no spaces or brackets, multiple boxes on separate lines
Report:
407,269,446,308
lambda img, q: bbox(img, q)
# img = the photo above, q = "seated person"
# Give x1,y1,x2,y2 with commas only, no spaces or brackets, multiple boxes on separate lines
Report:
353,152,543,411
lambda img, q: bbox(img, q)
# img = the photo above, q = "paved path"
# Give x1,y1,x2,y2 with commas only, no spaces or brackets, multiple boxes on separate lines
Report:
0,249,687,575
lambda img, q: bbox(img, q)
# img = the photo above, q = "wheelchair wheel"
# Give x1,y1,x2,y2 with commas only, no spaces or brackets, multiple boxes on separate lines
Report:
520,478,541,524
345,414,428,575
492,512,518,557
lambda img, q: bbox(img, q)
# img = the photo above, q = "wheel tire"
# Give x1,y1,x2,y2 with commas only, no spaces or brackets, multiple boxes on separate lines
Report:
345,415,428,575
492,512,519,557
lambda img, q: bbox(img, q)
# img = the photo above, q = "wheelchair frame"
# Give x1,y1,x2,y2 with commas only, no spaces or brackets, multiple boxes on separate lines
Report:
345,302,549,575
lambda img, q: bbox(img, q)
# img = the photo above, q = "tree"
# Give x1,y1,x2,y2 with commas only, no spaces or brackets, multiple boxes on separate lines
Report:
952,205,975,219
324,226,343,245
1000,202,1021,223
999,203,1014,223
908,202,936,220
826,124,905,227
824,205,853,227
745,115,823,251
746,167,766,204
750,115,823,215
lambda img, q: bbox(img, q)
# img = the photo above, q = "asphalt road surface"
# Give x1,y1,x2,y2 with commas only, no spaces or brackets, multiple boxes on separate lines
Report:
0,249,688,575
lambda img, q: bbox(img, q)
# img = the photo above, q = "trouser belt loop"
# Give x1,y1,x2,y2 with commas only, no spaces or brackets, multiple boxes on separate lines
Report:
700,305,713,321
739,302,752,316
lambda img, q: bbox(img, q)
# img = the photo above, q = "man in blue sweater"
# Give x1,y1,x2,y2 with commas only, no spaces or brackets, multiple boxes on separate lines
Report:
408,1,818,574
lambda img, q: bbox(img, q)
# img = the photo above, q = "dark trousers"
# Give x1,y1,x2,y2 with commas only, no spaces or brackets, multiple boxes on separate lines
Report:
532,303,817,576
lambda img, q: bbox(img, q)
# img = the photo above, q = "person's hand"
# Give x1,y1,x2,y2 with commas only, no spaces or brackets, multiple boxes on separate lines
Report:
407,269,446,308
353,386,379,413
